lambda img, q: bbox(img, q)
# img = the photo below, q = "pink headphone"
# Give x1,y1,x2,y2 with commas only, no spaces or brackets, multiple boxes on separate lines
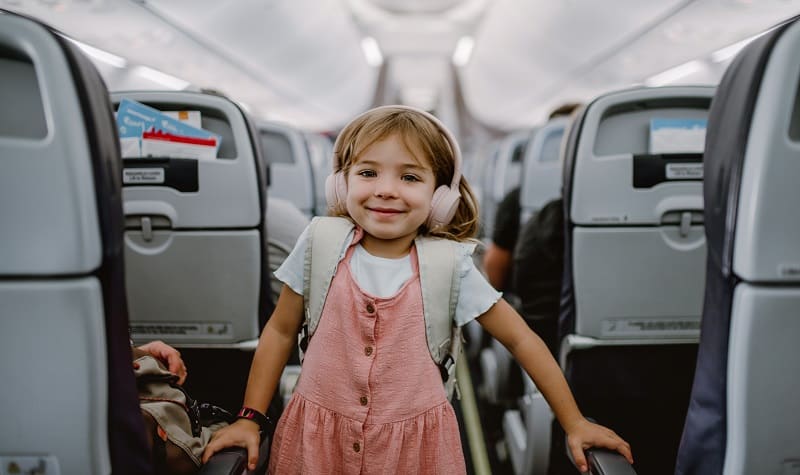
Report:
325,105,463,229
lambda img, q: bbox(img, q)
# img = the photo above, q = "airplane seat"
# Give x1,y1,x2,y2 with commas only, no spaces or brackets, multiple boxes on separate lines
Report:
0,12,151,473
676,16,800,475
258,121,316,218
264,196,310,302
479,118,571,412
113,90,272,351
478,143,502,239
502,368,553,475
479,131,531,239
112,90,281,424
463,141,495,239
490,130,533,235
556,85,715,475
304,131,334,217
112,90,277,473
476,130,534,406
478,339,516,406
498,116,569,475
519,117,570,224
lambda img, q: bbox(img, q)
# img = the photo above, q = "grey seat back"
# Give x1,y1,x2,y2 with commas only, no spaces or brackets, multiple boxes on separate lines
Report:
1,12,149,474
519,117,569,223
677,16,800,475
265,196,310,302
304,132,333,216
475,141,501,237
564,86,714,347
259,121,316,217
114,91,271,348
478,132,531,238
556,85,714,475
494,130,531,204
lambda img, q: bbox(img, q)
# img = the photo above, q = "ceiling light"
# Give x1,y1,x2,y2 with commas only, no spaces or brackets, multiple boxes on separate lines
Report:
645,60,703,87
132,66,191,90
452,36,474,67
361,37,383,67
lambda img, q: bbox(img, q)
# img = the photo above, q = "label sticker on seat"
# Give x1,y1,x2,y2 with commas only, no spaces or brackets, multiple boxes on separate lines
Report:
130,322,233,339
778,264,800,278
123,168,165,184
666,163,703,180
602,318,700,337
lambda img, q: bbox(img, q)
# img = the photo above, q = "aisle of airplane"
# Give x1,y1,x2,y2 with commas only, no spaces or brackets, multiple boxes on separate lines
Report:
1,3,800,475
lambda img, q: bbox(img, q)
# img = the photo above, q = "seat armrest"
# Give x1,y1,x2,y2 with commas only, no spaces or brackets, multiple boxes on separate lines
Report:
565,417,636,475
586,448,637,475
198,448,247,475
198,433,271,475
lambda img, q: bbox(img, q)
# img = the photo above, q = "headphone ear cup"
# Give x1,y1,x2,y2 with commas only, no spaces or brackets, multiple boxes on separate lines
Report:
427,185,461,229
325,172,348,213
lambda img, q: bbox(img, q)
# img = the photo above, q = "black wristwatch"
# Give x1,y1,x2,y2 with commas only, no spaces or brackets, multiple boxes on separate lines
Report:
236,406,271,432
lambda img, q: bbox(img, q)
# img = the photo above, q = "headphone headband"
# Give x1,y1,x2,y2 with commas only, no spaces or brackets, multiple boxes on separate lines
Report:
331,105,462,190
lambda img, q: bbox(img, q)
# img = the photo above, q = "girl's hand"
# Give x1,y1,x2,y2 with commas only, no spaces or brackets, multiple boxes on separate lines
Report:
565,418,633,473
201,419,262,471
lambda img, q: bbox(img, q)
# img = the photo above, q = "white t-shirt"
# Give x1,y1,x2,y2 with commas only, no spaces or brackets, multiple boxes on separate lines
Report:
273,225,501,327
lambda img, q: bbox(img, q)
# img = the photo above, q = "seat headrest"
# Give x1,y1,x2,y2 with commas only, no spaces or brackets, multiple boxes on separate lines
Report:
0,14,106,275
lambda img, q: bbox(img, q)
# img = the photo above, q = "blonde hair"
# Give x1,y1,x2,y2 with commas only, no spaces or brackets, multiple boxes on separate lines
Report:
331,106,479,241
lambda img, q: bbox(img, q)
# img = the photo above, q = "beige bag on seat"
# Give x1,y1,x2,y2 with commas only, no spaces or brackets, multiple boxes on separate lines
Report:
134,351,230,474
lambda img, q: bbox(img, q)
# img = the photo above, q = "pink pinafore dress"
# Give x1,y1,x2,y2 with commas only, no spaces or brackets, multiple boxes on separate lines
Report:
268,229,466,474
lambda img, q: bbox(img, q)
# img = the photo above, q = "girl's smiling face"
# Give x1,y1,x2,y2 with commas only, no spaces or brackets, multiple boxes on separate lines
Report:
345,133,436,257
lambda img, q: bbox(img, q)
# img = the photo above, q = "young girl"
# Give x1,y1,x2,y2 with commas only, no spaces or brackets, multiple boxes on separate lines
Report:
202,105,633,473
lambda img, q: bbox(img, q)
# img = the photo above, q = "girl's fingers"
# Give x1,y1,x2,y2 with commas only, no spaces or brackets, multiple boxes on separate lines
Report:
568,437,589,473
596,432,634,465
246,437,260,471
615,439,634,464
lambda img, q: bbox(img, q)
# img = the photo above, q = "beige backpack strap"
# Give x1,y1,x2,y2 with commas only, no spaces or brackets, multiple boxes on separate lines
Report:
299,217,354,360
415,236,462,399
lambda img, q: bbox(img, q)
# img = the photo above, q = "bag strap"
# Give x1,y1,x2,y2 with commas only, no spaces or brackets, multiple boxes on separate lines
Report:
415,236,460,362
416,236,462,399
299,217,354,360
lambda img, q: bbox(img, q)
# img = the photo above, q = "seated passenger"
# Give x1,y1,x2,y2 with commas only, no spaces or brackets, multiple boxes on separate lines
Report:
483,186,520,290
482,103,580,293
511,197,564,356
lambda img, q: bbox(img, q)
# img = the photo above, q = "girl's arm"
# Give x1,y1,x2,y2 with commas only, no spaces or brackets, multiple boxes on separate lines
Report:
476,299,633,472
201,284,304,470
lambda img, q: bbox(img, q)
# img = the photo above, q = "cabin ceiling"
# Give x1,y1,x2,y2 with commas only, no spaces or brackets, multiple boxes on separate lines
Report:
3,0,799,133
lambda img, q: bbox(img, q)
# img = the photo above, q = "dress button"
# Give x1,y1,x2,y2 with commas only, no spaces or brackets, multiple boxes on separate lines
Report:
364,346,373,356
353,442,361,453
360,396,368,406
366,303,375,314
